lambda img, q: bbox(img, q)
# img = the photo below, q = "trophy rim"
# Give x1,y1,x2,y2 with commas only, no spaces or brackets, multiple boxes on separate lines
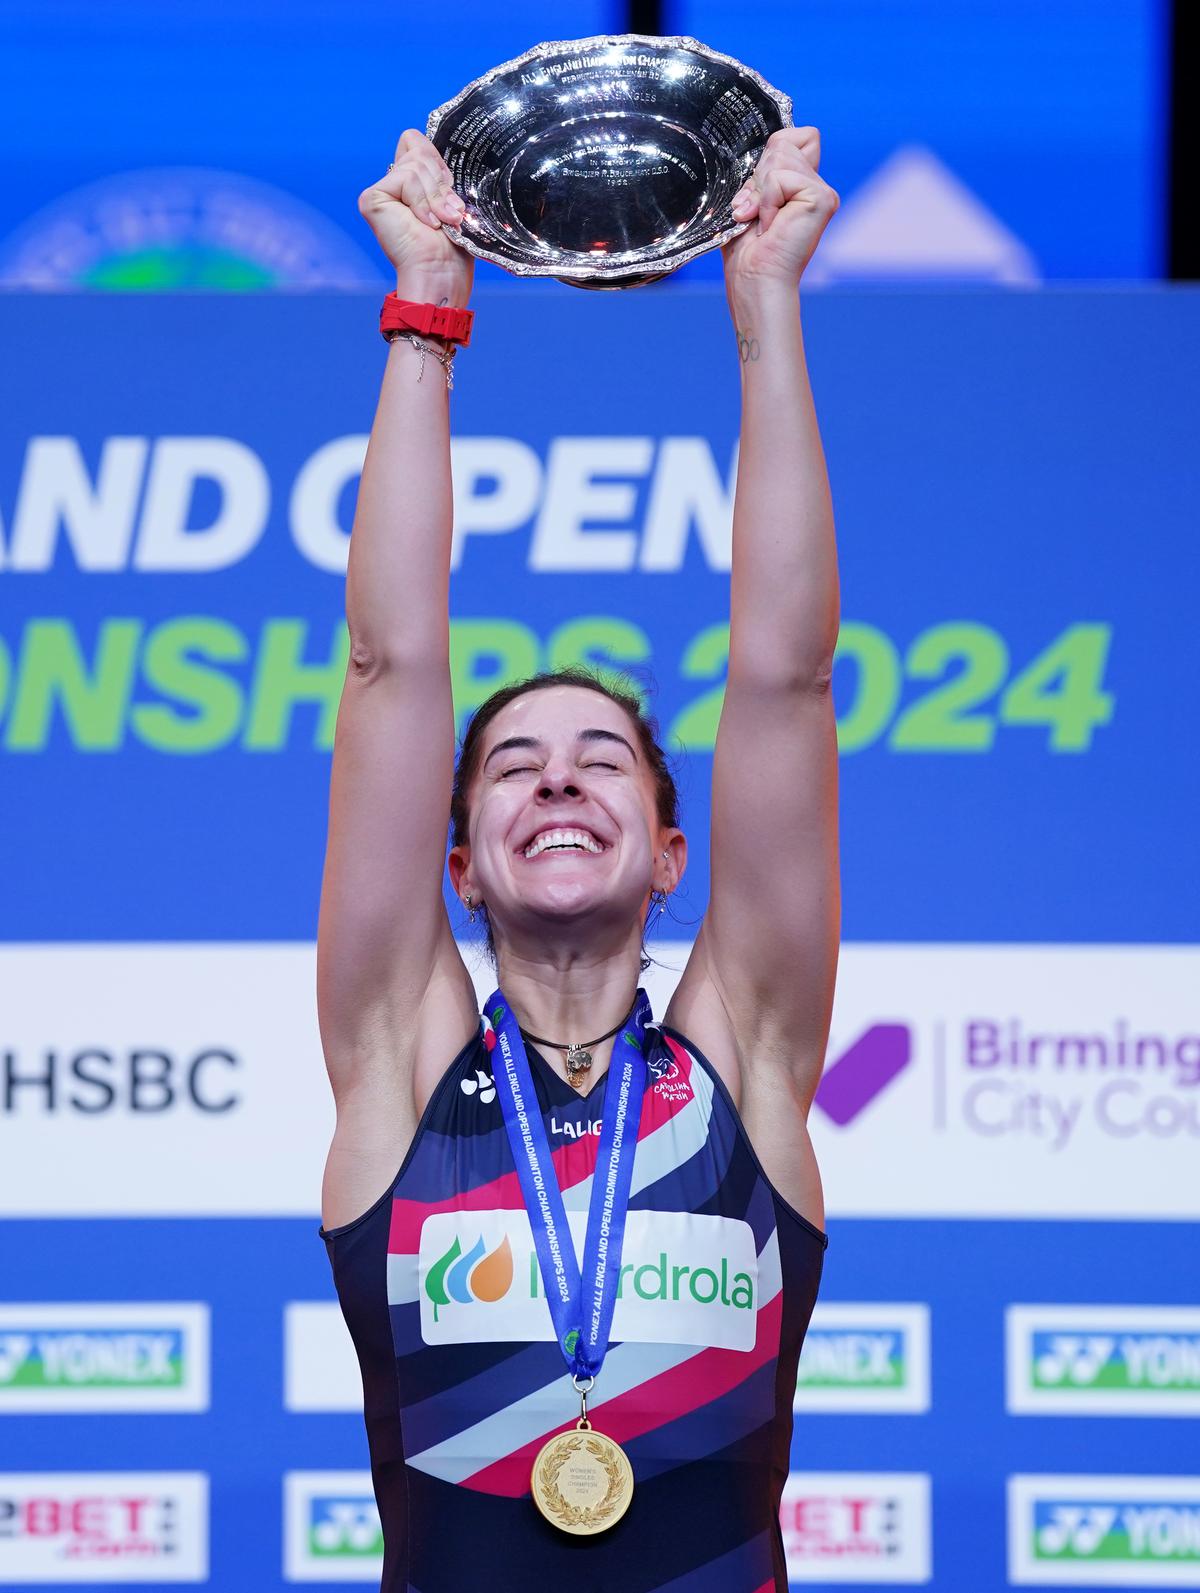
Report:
425,33,794,284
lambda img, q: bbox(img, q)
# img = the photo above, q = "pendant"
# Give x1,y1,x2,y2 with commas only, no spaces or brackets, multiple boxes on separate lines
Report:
531,1418,634,1535
565,1045,593,1084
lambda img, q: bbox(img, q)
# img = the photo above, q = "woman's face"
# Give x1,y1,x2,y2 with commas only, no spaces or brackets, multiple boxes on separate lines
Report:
450,685,681,945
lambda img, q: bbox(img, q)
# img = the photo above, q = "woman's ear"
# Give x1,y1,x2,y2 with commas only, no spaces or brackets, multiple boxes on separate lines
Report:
659,829,687,893
447,845,470,902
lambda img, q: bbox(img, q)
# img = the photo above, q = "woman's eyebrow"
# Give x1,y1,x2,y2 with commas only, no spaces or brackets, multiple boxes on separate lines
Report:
578,728,638,761
482,735,543,770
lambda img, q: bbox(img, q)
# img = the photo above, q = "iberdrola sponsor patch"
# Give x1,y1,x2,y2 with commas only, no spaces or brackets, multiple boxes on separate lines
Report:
418,1210,758,1350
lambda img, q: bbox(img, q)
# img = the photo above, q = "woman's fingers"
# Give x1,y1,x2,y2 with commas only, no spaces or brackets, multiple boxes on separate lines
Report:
417,160,466,226
399,130,464,225
731,178,760,219
363,130,462,229
732,126,829,230
763,125,821,170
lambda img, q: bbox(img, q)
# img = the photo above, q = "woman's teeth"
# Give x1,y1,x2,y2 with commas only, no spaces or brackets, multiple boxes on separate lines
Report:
523,828,604,859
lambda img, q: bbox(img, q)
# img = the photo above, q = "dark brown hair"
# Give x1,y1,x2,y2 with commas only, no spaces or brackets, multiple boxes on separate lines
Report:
450,667,680,849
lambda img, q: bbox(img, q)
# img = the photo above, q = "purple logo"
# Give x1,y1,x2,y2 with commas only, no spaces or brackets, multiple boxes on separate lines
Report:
815,1025,913,1126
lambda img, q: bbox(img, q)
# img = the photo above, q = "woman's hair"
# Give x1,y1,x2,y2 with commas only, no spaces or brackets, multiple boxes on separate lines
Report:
449,667,682,969
450,667,679,848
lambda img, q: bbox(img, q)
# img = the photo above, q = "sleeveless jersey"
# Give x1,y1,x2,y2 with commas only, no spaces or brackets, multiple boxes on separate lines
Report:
320,1015,826,1593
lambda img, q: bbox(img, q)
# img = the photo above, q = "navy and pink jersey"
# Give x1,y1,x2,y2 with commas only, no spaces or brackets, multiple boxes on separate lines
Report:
320,1012,826,1593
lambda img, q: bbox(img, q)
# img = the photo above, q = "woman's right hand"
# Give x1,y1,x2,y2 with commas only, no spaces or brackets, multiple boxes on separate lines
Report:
358,129,475,305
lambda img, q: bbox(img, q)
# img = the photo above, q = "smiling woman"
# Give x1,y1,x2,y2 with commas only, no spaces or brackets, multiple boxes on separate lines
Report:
444,665,681,968
315,124,842,1592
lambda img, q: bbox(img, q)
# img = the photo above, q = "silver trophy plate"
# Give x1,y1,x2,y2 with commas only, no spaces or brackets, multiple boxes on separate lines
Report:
427,34,792,289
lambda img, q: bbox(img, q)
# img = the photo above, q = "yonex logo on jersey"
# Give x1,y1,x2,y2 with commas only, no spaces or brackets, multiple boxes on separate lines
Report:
423,1235,515,1321
460,1068,497,1104
418,1211,759,1350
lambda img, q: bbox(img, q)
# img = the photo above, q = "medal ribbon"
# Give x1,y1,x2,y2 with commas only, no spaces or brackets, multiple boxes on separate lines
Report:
487,987,650,1380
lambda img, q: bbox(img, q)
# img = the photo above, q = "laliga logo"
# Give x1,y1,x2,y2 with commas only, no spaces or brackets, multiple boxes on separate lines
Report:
424,1234,514,1322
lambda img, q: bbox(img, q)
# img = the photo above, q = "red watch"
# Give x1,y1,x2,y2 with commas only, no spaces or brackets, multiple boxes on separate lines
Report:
380,293,474,347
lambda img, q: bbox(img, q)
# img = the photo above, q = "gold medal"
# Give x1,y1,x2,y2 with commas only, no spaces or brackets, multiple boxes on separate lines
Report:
531,1421,634,1535
531,1380,633,1535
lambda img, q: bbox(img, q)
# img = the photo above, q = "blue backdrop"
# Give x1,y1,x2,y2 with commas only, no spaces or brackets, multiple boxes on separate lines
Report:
1,284,1198,1590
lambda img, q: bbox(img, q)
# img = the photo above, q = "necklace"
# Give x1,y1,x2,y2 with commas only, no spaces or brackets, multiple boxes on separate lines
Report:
518,1017,628,1089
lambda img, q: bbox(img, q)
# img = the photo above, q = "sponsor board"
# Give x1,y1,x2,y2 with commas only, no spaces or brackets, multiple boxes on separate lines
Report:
780,1471,932,1583
0,944,334,1215
0,1472,207,1581
1008,1475,1200,1586
0,1303,208,1413
3,943,1197,1217
1007,1306,1200,1417
284,1303,361,1413
283,1472,382,1583
808,944,1200,1218
417,1209,758,1349
795,1304,930,1413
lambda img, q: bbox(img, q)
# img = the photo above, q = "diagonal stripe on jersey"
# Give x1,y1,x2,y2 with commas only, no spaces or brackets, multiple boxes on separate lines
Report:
461,1290,785,1496
409,1227,783,1495
403,1337,705,1487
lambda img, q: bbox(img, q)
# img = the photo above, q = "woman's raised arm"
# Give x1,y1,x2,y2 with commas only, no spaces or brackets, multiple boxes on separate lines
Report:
666,130,842,1187
317,131,479,1120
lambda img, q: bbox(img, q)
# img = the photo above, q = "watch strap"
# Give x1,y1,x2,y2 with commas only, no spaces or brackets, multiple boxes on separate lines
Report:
380,294,474,347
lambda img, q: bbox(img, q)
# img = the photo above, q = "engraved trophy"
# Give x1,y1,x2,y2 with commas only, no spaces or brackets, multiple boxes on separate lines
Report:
427,34,792,290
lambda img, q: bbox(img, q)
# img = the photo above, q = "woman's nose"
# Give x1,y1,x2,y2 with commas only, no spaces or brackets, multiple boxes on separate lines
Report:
537,767,582,800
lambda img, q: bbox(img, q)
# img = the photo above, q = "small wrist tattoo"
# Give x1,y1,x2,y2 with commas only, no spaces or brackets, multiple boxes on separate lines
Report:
736,326,761,363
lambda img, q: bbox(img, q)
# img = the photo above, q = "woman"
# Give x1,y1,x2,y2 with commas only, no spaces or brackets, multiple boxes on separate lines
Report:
318,123,841,1593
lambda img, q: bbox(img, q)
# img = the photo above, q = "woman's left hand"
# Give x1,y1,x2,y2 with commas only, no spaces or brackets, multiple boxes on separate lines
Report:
722,127,839,291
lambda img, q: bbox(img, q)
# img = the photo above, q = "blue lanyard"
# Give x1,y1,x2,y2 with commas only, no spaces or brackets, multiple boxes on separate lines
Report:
487,987,650,1380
